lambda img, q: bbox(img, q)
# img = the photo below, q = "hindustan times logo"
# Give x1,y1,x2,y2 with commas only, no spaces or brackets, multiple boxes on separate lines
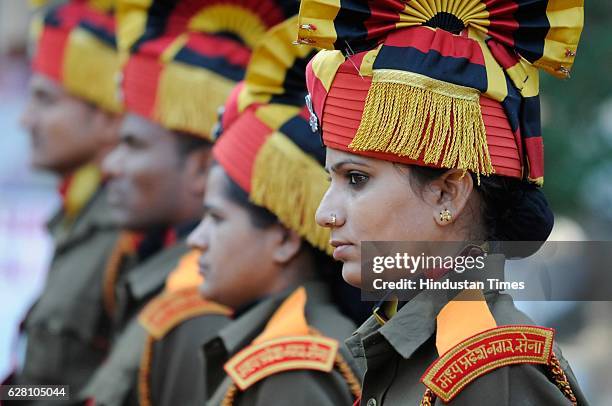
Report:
372,253,487,274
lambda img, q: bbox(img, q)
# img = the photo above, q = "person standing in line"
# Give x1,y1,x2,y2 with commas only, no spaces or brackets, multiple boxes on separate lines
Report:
7,1,123,403
78,1,298,404
300,0,590,404
188,16,363,406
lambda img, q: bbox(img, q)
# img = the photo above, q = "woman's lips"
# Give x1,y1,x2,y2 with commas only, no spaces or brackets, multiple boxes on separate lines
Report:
330,239,354,261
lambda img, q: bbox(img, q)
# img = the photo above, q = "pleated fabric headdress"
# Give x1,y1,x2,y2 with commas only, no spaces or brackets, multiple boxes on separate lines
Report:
116,0,298,139
299,0,584,185
212,17,331,253
31,0,122,113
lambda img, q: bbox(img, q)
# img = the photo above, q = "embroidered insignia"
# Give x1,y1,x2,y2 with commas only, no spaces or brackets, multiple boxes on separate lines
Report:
138,287,231,339
224,335,339,390
421,325,555,402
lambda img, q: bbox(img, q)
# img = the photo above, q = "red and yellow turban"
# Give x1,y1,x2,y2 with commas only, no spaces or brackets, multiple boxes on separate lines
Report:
212,17,331,252
116,0,298,140
31,0,122,113
299,0,584,186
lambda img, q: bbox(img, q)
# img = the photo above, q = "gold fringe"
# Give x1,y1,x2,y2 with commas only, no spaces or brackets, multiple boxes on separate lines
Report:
334,353,362,400
221,383,238,406
420,388,437,406
138,334,155,406
63,28,122,113
309,327,362,401
156,62,235,140
349,69,494,182
547,352,578,405
102,232,136,318
250,133,332,255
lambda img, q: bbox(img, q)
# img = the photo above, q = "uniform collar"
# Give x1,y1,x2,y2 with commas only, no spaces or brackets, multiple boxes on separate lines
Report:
49,185,116,253
213,279,332,355
347,254,506,360
124,240,190,301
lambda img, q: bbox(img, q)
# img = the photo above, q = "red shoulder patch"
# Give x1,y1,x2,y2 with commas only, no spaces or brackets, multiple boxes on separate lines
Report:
224,335,339,390
421,325,555,402
138,287,231,339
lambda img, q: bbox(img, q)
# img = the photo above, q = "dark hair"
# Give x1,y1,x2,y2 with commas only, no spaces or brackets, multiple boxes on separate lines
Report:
174,131,212,157
223,171,280,229
219,163,371,324
407,166,554,243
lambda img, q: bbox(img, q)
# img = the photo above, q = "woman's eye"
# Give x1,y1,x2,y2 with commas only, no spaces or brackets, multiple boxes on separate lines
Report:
210,213,223,223
347,172,368,186
203,210,222,223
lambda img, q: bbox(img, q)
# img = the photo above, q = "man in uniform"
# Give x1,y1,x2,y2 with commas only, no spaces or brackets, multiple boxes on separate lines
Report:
78,1,296,404
8,1,122,401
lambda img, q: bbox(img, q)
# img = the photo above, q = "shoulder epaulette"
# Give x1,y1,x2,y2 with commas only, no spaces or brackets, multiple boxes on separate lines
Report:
224,334,339,390
138,287,231,340
421,325,555,402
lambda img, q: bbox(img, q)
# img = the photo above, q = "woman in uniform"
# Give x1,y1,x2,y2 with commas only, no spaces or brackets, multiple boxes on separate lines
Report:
187,17,362,406
300,0,589,404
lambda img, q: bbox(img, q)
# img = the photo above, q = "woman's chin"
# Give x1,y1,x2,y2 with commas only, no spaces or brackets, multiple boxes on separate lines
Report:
341,262,362,288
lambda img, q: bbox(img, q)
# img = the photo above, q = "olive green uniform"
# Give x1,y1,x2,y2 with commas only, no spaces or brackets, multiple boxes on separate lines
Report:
13,187,119,403
204,280,363,406
139,289,232,406
348,277,589,405
78,240,190,406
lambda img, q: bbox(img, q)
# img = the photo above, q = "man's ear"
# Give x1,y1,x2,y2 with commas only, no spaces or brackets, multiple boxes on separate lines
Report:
271,227,302,265
420,169,474,226
184,146,213,196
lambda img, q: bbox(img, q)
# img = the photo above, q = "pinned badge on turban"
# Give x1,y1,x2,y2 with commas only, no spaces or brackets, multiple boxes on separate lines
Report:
305,94,318,133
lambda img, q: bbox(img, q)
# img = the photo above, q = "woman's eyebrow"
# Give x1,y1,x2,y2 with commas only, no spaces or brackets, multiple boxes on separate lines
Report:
326,159,372,173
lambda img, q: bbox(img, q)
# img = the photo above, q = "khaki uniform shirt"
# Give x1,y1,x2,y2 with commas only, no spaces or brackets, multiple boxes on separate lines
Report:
139,286,232,406
78,240,190,406
347,289,589,405
205,280,363,406
15,187,119,402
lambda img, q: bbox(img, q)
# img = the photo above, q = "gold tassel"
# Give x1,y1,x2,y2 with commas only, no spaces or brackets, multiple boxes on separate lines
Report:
62,28,122,113
251,133,332,255
102,231,137,318
156,61,235,140
138,334,155,406
349,69,494,182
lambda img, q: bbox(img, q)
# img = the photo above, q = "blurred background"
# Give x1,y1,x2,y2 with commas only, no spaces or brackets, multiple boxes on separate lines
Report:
0,0,611,403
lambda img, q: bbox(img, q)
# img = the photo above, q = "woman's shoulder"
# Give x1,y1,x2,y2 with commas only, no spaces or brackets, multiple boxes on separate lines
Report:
218,286,362,405
486,292,536,325
420,292,587,405
305,300,358,342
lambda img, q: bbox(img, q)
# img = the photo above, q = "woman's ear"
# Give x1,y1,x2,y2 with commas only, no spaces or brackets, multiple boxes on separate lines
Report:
421,169,474,226
271,227,302,265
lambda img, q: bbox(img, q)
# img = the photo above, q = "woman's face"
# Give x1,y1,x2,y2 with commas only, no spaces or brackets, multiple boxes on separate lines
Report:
188,165,283,309
316,149,446,287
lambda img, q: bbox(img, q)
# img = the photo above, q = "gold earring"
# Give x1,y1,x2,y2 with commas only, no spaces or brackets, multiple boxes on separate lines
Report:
440,209,452,222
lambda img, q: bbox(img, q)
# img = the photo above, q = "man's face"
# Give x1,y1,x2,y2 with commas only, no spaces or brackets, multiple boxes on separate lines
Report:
102,114,188,231
20,74,102,174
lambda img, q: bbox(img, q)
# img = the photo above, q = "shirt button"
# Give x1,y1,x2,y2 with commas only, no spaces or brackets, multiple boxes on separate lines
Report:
366,398,377,406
